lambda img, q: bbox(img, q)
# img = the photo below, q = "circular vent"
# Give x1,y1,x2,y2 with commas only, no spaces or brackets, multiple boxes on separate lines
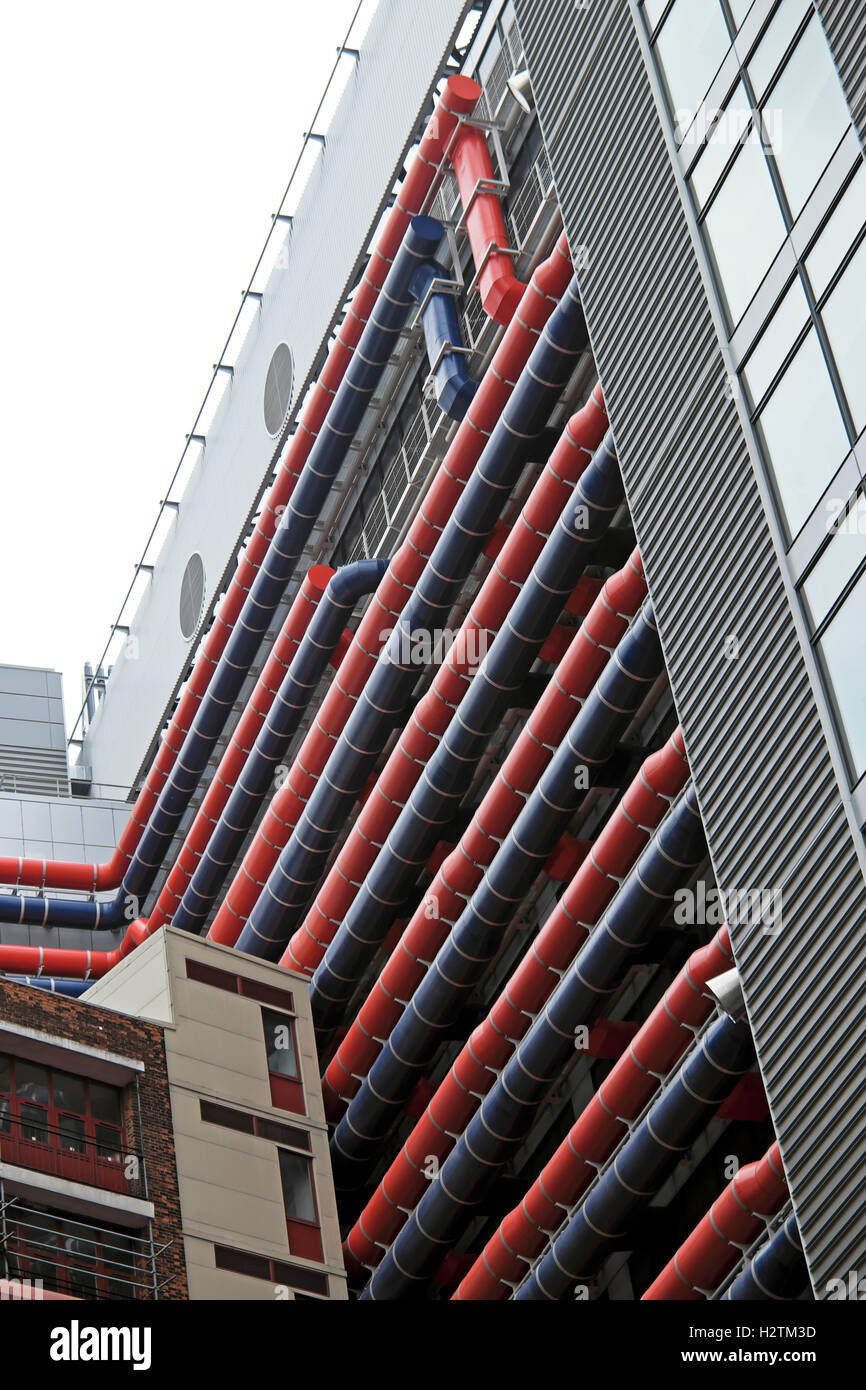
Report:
179,553,206,641
263,342,294,437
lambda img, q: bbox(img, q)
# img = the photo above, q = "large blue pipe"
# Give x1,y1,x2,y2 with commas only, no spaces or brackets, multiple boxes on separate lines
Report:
311,430,624,1037
235,274,589,960
514,1014,755,1299
170,558,388,935
362,781,707,1298
410,260,478,420
0,219,444,931
722,1215,809,1300
7,976,91,997
329,599,663,1183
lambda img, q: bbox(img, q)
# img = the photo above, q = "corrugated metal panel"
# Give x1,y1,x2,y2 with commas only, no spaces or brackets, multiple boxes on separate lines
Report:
818,0,866,145
516,0,866,1295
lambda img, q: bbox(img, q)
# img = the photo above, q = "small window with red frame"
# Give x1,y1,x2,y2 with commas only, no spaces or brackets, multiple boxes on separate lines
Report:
261,1010,305,1115
278,1148,323,1263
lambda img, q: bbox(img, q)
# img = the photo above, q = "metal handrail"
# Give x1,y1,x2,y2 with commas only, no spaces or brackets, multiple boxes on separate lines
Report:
68,0,370,750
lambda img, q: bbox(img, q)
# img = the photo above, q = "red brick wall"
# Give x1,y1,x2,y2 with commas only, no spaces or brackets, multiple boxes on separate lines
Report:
0,979,188,1299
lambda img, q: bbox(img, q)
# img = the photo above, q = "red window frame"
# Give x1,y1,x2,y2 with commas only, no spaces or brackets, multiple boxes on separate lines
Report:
0,1053,128,1193
261,1010,306,1116
278,1148,323,1263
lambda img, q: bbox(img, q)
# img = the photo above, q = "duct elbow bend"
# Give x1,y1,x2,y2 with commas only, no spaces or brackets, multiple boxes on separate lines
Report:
410,259,479,422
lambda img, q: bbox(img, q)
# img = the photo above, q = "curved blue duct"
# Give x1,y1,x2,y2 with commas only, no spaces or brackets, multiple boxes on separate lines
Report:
362,781,707,1299
171,558,388,935
514,1014,755,1300
723,1215,809,1301
312,430,624,1037
7,976,91,997
235,274,589,960
410,260,478,420
0,218,444,931
329,600,664,1182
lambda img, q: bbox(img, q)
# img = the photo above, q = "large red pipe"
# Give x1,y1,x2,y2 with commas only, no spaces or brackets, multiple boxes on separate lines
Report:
285,384,609,978
453,923,734,1299
207,230,576,947
642,1141,787,1299
323,548,649,1124
449,123,526,325
0,75,482,899
343,725,691,1272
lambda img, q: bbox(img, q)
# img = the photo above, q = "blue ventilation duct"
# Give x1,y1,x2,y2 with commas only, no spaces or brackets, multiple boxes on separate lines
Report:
513,1014,756,1299
723,1215,809,1301
235,274,589,960
0,219,444,931
329,599,664,1183
410,260,478,420
7,976,92,997
361,781,707,1298
312,430,625,1037
170,558,388,935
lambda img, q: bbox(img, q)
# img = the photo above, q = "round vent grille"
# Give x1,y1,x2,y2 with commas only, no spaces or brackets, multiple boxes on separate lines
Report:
179,553,206,641
263,342,294,437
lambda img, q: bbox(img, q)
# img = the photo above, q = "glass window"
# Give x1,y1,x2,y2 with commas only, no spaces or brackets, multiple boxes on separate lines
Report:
655,0,730,138
19,1103,49,1143
822,235,866,433
0,1054,10,1093
89,1081,122,1126
742,274,810,407
756,327,850,537
689,83,752,209
802,495,866,629
15,1062,49,1106
806,162,866,298
57,1115,87,1155
761,15,851,218
702,137,787,325
263,1010,300,1080
818,569,866,779
52,1071,86,1116
747,0,810,99
278,1150,317,1223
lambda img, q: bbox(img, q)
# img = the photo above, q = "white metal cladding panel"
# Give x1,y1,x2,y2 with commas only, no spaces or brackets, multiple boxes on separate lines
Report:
818,0,866,143
516,0,866,1294
83,0,473,794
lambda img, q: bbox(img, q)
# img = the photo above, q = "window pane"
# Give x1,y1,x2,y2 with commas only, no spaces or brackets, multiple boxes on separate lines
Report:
57,1116,86,1154
802,495,866,628
0,1095,10,1133
89,1082,122,1125
819,569,866,778
95,1123,125,1163
689,83,753,210
16,1062,49,1106
762,15,851,217
263,1010,300,1080
0,1054,10,1093
757,327,849,536
703,137,786,325
19,1103,49,1143
747,0,810,99
52,1071,86,1116
279,1150,316,1223
742,275,810,407
807,163,866,299
822,235,866,432
655,0,730,137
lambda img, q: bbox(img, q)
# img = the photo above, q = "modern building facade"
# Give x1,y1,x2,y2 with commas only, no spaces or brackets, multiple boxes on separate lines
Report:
0,0,863,1301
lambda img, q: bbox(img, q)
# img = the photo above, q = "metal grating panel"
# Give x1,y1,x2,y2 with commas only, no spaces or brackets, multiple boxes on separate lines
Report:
818,0,866,147
516,0,866,1295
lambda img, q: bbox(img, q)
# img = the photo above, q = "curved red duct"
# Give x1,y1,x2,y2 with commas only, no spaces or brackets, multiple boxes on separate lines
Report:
453,923,734,1299
286,383,609,978
450,124,526,325
208,230,576,947
0,75,481,899
323,547,648,1124
342,724,691,1272
642,1141,787,1299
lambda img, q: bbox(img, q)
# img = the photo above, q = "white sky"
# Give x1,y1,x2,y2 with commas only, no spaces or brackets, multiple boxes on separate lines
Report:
0,0,368,735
